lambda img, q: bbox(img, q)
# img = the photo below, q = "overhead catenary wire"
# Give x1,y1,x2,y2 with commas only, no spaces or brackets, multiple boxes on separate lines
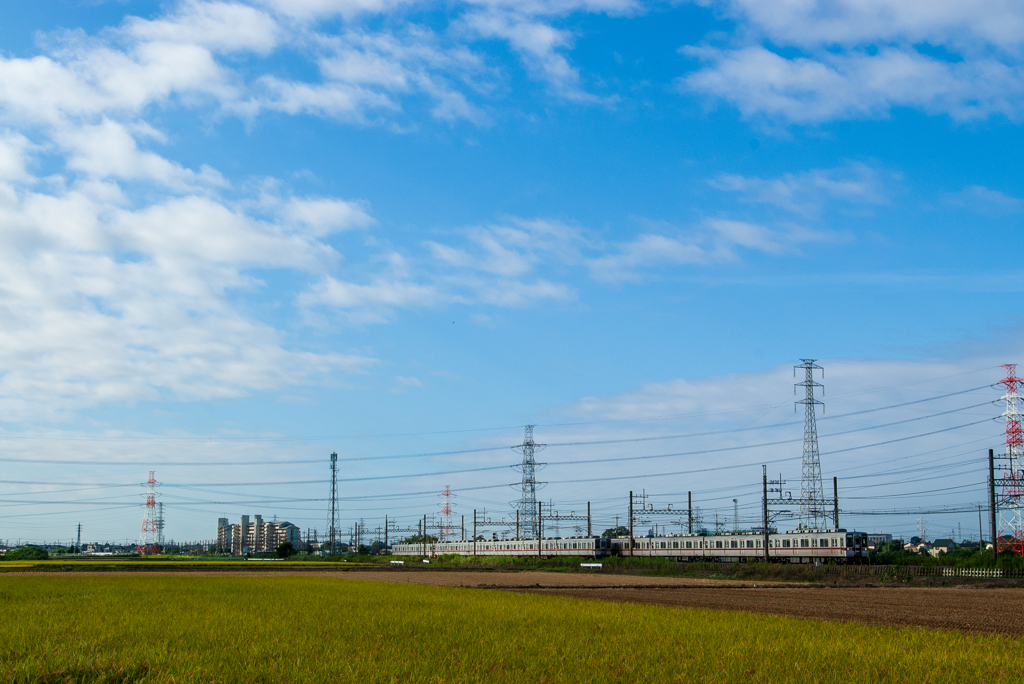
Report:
2,379,1006,542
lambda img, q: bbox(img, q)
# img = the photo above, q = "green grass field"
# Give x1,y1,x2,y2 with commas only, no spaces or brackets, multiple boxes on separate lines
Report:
0,576,1019,683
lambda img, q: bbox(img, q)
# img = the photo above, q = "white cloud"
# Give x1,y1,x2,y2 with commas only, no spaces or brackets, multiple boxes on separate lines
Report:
944,185,1022,215
588,234,710,282
0,133,32,181
710,0,1024,52
709,162,889,216
0,161,378,421
300,276,442,309
282,197,375,235
57,119,226,189
0,41,233,126
123,1,281,54
456,276,574,306
254,0,417,21
682,2,1024,123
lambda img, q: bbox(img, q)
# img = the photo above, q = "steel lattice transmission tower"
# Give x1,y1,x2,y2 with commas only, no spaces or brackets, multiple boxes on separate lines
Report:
795,360,827,529
328,452,340,555
138,471,159,555
439,485,455,542
157,502,165,546
513,425,545,538
998,364,1024,555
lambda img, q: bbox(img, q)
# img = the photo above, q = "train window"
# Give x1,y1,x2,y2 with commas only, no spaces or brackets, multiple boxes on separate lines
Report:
782,539,790,548
730,540,737,548
756,540,761,548
801,539,809,548
673,542,679,549
747,540,754,548
660,542,666,549
820,539,828,548
715,541,723,549
685,541,691,549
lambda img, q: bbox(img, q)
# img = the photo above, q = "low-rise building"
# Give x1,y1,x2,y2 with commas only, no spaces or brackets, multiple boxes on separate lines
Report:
867,533,893,547
217,515,301,555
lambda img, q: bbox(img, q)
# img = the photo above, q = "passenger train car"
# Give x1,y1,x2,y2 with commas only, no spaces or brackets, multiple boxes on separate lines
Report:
614,529,868,563
390,529,868,563
391,536,612,558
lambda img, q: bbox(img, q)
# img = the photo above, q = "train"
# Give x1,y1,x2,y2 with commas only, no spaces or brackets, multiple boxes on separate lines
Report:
390,528,869,563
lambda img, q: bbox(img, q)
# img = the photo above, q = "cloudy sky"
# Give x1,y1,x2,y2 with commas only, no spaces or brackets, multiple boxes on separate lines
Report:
0,0,1020,546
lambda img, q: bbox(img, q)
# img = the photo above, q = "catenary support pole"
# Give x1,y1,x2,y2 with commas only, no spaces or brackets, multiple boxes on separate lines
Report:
384,515,388,552
688,491,692,534
587,501,592,537
423,515,427,557
762,466,770,562
629,491,634,558
473,509,477,556
833,477,839,529
461,514,465,542
516,509,520,540
538,501,543,558
979,504,984,550
989,449,998,560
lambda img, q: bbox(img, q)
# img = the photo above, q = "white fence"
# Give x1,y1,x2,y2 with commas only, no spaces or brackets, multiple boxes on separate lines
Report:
941,567,1002,578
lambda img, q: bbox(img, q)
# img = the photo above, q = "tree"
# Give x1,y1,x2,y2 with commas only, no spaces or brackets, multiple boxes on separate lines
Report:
4,546,48,561
275,542,296,558
602,526,629,538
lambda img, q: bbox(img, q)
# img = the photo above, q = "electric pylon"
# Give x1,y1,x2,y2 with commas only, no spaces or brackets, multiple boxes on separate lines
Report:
439,485,454,542
795,360,827,529
329,452,340,555
512,425,545,538
157,502,165,546
998,364,1024,555
138,471,159,555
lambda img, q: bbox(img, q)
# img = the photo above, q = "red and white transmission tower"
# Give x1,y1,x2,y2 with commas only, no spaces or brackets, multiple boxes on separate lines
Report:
998,365,1024,556
138,471,160,555
439,485,454,542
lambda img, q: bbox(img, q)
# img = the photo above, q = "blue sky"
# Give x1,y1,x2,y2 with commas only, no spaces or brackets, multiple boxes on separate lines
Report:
0,0,1020,546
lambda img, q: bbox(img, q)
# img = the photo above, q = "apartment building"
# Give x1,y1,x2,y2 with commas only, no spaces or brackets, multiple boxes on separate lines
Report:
216,515,301,555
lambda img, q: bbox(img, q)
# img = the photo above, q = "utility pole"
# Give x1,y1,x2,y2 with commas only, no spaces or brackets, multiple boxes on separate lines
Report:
628,491,634,558
688,491,692,534
587,502,592,537
423,514,427,557
989,448,998,561
384,515,388,552
473,509,477,556
329,453,338,556
461,514,465,542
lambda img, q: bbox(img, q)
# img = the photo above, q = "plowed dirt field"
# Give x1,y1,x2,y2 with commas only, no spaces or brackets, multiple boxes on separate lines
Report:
341,570,1024,637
